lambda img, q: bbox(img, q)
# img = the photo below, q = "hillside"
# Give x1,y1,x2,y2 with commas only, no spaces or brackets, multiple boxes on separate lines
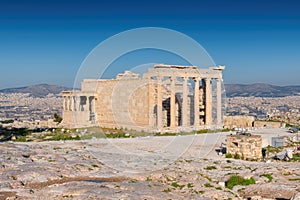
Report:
1,83,300,98
225,83,300,97
0,84,72,97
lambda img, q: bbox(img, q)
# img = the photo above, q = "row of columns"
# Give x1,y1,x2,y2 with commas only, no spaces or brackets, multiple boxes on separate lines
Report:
156,76,222,130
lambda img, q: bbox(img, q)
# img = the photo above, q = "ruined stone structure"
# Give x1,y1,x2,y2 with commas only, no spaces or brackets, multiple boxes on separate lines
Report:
62,64,224,132
223,115,255,129
226,134,262,159
254,121,286,129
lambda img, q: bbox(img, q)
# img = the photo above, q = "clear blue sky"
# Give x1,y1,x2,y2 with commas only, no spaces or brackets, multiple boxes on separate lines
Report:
0,0,299,89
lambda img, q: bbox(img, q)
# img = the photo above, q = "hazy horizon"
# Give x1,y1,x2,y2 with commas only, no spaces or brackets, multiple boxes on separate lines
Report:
1,81,300,91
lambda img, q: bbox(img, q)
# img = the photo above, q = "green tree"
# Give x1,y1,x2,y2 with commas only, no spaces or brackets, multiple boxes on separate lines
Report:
53,113,62,123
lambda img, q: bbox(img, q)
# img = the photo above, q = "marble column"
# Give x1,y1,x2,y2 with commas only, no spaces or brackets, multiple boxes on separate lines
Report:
157,76,163,129
66,96,70,111
205,78,212,126
170,76,176,128
182,77,188,127
194,77,200,128
216,78,222,126
78,96,82,111
63,96,66,111
78,96,81,111
70,96,74,111
69,96,72,111
73,96,77,111
86,96,90,112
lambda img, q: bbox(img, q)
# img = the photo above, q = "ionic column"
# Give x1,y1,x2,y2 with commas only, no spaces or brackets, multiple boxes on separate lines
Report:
216,78,222,126
182,77,188,127
157,76,163,129
72,96,76,111
170,76,176,128
194,77,200,128
70,96,74,111
66,96,70,111
205,78,212,126
69,96,72,111
63,96,66,111
76,96,81,111
86,96,90,112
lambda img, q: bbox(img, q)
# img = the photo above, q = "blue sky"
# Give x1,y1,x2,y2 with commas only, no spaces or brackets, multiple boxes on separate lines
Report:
0,0,299,89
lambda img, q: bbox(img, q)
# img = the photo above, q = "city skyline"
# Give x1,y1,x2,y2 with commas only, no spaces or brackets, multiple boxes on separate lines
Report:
0,0,300,89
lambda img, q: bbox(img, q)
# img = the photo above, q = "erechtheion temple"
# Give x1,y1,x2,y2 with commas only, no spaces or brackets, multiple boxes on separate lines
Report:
62,64,225,132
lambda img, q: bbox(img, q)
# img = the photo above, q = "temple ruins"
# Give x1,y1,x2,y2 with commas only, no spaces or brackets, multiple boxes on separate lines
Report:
61,64,225,132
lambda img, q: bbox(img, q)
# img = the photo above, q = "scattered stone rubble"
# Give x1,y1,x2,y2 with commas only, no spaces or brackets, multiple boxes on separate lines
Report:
0,131,300,200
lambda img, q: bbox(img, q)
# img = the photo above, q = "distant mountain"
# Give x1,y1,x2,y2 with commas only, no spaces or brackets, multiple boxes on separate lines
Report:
0,84,73,97
1,83,300,98
225,83,300,97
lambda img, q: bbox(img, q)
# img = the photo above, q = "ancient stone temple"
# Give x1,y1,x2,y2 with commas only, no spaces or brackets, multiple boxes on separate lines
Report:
61,64,225,132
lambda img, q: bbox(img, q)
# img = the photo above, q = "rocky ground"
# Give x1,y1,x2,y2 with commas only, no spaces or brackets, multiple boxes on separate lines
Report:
0,129,300,200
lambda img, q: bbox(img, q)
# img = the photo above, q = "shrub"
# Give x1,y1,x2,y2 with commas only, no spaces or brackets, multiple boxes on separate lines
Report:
53,113,62,123
205,166,217,170
162,188,171,193
289,178,300,181
0,119,14,124
225,175,255,189
226,154,233,158
234,153,240,159
260,174,273,182
14,136,27,142
290,153,300,162
204,183,213,187
171,182,179,188
197,129,208,134
171,182,184,189
241,154,245,160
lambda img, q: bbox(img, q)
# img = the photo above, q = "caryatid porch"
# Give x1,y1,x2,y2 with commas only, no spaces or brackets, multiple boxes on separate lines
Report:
61,91,97,126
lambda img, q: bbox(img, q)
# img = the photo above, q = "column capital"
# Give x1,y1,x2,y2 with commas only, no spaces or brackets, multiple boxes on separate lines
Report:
193,77,200,81
157,75,163,81
182,76,189,81
217,78,224,83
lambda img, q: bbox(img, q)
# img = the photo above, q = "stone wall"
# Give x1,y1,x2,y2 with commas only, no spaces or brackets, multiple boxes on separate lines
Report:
226,134,262,159
254,121,285,128
62,111,91,128
94,79,153,131
223,115,255,129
